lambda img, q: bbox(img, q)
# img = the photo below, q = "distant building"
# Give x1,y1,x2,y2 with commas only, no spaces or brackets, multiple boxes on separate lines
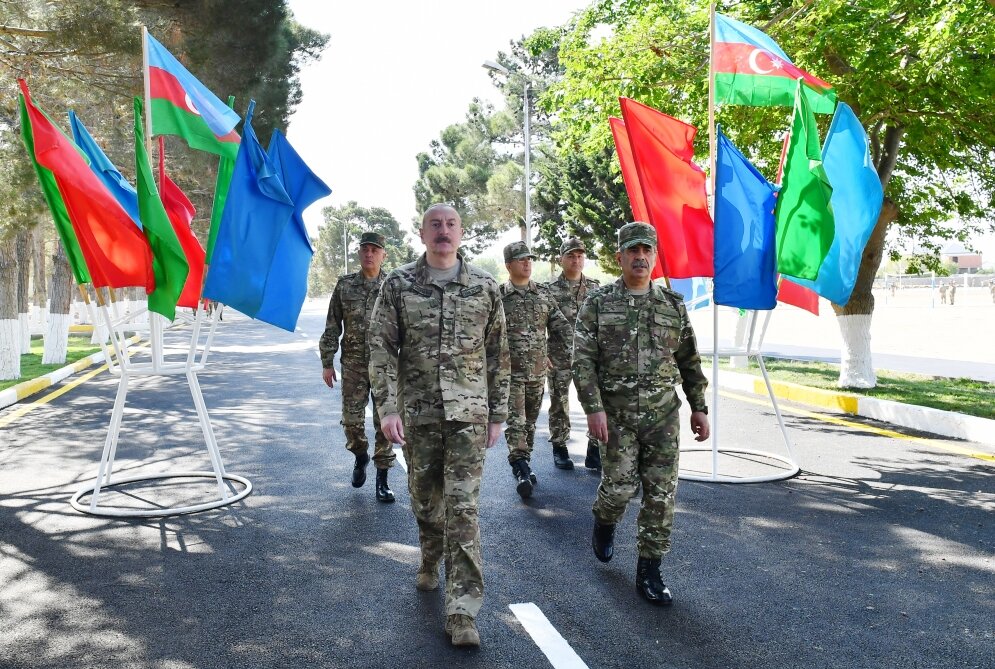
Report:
941,242,982,273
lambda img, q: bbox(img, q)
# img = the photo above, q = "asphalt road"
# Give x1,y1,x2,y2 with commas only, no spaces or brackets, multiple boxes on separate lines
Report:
1,301,992,669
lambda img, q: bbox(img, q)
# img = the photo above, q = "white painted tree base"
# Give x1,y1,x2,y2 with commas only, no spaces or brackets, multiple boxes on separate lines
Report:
838,313,876,388
19,313,30,353
42,313,71,365
0,319,20,380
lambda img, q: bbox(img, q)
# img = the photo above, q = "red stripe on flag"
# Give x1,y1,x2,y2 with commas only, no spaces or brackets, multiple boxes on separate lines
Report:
713,42,832,91
149,67,239,145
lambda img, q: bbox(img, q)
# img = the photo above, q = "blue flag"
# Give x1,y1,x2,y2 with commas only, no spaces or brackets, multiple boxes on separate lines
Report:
793,103,883,305
69,111,141,229
253,130,331,331
668,277,711,310
713,127,778,309
203,100,294,317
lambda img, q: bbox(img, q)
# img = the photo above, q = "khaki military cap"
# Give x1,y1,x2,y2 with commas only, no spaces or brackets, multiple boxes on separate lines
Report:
504,241,536,262
617,221,657,251
559,237,586,255
359,232,386,248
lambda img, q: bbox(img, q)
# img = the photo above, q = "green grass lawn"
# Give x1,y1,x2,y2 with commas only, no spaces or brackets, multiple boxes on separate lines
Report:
1,336,103,393
704,358,995,420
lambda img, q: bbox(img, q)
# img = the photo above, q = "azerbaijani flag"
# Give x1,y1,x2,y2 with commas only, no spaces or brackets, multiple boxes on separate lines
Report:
714,12,836,113
145,31,241,159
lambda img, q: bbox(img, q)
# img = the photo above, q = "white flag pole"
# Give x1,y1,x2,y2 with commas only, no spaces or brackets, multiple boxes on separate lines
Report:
707,3,719,480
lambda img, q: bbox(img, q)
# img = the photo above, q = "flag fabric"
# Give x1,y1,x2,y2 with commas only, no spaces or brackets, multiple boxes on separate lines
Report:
203,100,295,317
714,127,778,309
19,80,153,290
19,94,91,285
714,12,836,113
609,116,666,280
668,277,711,310
253,129,331,331
773,81,835,281
158,137,205,309
792,103,883,305
69,111,141,229
145,31,241,159
207,95,238,263
777,277,819,315
619,98,714,279
133,98,189,320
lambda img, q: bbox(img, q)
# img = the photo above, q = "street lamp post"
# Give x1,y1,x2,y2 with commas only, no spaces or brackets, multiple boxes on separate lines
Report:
482,60,531,246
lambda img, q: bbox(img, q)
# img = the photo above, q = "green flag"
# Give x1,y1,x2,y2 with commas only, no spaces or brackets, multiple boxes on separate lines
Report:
207,96,237,264
134,98,189,320
19,94,91,285
774,81,835,281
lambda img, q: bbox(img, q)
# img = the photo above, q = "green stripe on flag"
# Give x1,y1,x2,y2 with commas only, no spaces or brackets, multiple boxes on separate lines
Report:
715,73,836,113
207,95,237,264
150,98,238,160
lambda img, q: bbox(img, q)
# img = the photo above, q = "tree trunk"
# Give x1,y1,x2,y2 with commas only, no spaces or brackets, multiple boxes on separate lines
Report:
31,228,48,334
0,236,20,380
16,230,32,354
832,199,900,388
43,243,73,365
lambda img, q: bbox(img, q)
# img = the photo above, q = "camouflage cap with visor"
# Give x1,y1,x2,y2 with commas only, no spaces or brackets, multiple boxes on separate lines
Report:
559,236,586,256
504,241,536,262
359,232,386,249
617,221,657,251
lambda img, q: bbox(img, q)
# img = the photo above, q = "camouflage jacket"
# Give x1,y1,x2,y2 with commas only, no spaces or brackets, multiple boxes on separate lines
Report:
572,278,708,415
499,281,574,382
318,270,386,368
368,254,510,425
544,273,600,369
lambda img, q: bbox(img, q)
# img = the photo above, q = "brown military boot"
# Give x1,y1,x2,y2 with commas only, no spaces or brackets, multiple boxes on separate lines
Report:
446,614,480,647
416,560,439,591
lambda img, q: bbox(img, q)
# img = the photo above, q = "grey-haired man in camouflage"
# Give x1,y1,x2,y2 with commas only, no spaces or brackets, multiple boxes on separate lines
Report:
368,204,510,647
573,221,710,606
500,240,573,499
544,236,601,471
319,231,396,502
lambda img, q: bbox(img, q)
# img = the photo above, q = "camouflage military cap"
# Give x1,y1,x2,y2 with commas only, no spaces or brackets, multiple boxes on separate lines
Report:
617,221,657,251
559,237,586,256
504,241,536,262
359,232,386,248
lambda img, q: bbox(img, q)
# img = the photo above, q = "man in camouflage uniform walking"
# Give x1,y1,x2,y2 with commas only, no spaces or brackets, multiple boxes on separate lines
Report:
500,241,573,499
544,236,602,471
368,204,510,647
573,222,710,606
319,231,396,503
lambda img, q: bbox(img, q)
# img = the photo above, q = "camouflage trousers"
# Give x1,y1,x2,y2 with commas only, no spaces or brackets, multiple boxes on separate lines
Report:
505,378,545,464
403,420,487,618
547,366,599,453
341,363,394,469
593,402,681,559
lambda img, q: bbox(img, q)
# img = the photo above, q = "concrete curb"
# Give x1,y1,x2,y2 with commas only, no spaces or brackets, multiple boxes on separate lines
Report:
0,336,141,411
709,367,995,446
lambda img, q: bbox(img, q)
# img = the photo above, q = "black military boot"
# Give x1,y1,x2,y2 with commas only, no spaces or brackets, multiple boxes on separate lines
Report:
352,453,370,488
636,557,674,606
511,459,533,499
584,443,602,471
552,445,575,470
375,468,395,503
592,521,615,562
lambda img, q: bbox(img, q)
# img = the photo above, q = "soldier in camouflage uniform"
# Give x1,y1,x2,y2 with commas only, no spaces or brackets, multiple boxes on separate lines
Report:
319,231,396,503
368,204,510,648
544,236,602,471
500,241,573,499
573,222,710,606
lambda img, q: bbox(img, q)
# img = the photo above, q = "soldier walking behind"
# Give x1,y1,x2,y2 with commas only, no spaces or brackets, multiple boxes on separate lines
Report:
545,237,602,471
573,222,710,606
319,232,396,502
368,204,510,647
500,241,573,499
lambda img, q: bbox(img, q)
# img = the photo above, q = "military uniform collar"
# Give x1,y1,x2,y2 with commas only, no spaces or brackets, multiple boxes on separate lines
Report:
556,272,587,285
612,277,668,302
414,252,470,286
504,279,538,294
351,269,385,284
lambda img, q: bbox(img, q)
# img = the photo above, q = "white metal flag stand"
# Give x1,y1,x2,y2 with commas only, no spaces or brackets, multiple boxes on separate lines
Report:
679,295,799,483
70,287,251,517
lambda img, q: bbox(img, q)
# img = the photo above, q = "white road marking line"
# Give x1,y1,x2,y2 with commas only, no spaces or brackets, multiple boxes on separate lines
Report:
394,446,407,472
509,602,589,669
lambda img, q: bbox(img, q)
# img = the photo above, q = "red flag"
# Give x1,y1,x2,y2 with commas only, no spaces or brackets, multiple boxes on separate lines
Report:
777,277,820,315
610,117,667,280
158,137,205,308
19,80,153,290
620,98,714,278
